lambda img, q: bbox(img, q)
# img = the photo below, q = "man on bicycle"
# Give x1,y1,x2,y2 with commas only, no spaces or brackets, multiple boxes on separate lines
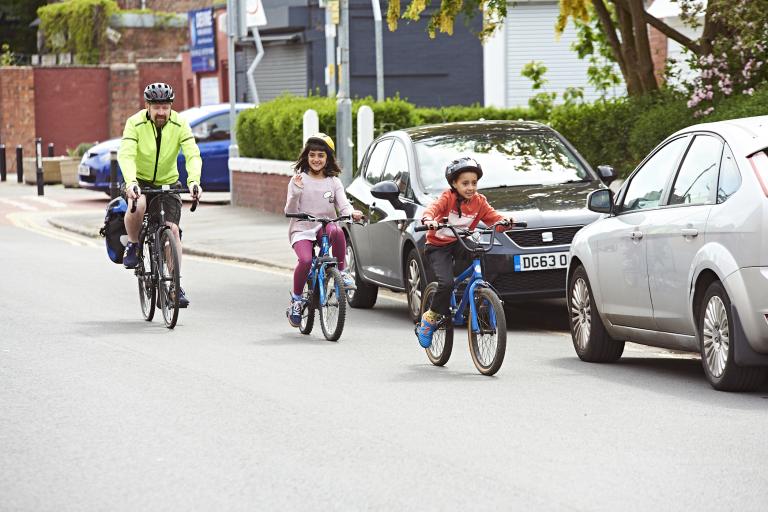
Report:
118,82,202,308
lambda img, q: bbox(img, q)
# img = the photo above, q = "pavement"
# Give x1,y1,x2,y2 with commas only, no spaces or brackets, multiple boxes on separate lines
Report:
1,181,296,270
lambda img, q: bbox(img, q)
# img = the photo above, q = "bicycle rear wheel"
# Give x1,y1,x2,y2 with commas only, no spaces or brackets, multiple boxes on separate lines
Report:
468,287,506,376
421,282,453,366
299,278,315,335
137,240,155,321
158,229,180,329
319,267,346,341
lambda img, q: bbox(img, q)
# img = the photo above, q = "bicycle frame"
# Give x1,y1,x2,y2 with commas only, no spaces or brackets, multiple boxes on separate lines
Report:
305,228,338,308
449,255,496,334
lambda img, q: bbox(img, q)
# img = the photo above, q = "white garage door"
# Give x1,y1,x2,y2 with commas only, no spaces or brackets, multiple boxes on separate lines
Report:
504,1,623,107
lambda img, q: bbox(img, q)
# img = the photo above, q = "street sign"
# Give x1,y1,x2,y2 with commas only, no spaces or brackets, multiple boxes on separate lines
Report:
189,8,217,73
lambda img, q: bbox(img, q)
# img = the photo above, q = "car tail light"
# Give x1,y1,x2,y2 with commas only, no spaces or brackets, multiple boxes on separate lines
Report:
749,151,768,196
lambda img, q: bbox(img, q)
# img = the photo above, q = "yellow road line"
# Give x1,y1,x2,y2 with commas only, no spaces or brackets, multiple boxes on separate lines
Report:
7,212,98,247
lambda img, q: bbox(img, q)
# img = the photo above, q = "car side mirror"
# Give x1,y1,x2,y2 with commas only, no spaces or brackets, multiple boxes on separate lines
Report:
371,180,406,210
587,189,613,214
597,165,617,185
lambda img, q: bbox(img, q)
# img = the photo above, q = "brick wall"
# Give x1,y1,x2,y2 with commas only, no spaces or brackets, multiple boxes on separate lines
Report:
34,67,111,156
138,60,185,111
142,0,216,13
109,64,141,138
0,67,36,172
232,171,291,213
649,26,668,84
104,27,189,64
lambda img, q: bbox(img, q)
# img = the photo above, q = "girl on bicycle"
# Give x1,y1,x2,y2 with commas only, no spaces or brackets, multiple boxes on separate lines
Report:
284,133,363,328
417,156,513,348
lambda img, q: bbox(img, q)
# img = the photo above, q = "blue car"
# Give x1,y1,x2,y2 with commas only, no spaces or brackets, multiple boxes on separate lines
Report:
77,103,255,192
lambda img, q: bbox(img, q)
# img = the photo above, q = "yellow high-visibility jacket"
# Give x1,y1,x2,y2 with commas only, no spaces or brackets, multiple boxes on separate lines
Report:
117,109,202,188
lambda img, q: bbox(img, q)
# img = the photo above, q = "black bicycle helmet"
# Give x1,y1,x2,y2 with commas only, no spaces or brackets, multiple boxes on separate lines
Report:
445,156,483,186
143,82,175,103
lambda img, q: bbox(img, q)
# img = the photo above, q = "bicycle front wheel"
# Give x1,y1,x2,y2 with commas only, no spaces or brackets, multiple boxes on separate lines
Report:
158,229,180,329
319,267,346,341
137,240,155,321
299,278,315,335
421,282,453,366
468,287,506,376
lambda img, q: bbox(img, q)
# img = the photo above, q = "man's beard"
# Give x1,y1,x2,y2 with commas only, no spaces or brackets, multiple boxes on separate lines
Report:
154,116,167,127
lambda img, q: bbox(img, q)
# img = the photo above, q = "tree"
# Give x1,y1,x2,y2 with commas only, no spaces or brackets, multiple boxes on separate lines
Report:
0,0,48,61
386,0,768,101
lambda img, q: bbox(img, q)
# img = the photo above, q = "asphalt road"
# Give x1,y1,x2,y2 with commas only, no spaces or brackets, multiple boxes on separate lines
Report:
2,214,768,511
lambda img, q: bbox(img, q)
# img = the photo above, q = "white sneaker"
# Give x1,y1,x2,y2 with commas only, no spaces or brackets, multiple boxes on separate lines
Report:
341,270,357,290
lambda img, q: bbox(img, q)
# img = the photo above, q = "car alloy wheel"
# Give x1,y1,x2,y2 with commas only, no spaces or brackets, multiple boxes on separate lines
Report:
702,295,729,379
570,277,591,351
407,255,423,321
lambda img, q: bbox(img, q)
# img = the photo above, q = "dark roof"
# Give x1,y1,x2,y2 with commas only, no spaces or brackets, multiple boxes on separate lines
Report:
402,120,553,142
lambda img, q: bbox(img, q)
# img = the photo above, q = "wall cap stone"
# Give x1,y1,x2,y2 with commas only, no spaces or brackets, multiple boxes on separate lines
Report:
229,157,294,176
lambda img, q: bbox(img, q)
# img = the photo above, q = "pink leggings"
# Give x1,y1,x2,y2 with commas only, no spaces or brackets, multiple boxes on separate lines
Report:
292,223,347,295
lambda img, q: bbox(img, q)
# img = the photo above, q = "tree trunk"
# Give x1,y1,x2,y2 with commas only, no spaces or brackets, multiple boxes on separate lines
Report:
592,0,630,84
626,0,659,92
614,0,644,95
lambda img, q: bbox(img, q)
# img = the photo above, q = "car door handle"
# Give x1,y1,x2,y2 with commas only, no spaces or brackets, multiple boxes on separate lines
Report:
681,228,699,237
630,230,644,240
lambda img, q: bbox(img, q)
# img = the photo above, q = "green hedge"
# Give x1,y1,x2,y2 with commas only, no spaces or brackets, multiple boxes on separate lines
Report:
236,86,768,178
236,94,419,162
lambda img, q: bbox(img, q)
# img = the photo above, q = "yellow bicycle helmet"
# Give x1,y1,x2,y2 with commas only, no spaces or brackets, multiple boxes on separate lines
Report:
307,132,335,153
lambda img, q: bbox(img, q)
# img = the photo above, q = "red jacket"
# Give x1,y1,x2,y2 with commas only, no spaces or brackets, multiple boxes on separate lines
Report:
422,190,505,246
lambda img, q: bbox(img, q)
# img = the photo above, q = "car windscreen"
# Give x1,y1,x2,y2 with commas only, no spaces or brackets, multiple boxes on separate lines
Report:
414,131,592,194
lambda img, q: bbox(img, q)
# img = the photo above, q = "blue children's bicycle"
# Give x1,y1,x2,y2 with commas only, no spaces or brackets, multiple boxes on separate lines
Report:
286,212,352,341
414,220,527,376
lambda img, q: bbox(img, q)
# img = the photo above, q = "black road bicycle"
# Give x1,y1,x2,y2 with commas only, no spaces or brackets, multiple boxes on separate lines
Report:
131,185,198,329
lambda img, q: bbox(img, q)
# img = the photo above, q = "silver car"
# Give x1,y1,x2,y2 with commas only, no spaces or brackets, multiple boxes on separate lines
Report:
567,115,768,391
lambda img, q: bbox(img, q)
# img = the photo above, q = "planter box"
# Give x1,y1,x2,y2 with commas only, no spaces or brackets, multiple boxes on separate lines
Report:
60,157,81,188
23,156,62,185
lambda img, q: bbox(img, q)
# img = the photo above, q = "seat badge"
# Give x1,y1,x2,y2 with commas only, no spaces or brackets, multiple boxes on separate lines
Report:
542,232,554,243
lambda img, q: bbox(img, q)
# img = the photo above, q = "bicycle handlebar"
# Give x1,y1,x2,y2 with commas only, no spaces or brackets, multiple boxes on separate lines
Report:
414,220,528,254
285,212,353,224
129,185,200,214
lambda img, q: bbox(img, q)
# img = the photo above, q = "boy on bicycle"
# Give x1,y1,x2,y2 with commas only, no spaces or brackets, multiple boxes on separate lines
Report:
118,82,202,307
417,157,513,348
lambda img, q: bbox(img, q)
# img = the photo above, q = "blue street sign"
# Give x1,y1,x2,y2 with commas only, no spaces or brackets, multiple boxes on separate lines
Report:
189,8,217,73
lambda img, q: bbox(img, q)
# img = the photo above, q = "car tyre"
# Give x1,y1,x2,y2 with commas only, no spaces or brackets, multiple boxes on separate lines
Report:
698,281,767,391
568,265,624,362
345,236,378,309
405,248,426,324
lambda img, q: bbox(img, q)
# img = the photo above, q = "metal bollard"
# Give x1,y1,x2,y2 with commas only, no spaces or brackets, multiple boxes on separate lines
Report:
35,137,44,196
47,142,54,157
16,145,23,183
109,150,119,199
0,144,6,182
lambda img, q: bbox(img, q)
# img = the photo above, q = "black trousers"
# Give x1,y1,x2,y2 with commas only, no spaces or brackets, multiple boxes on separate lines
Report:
424,241,473,317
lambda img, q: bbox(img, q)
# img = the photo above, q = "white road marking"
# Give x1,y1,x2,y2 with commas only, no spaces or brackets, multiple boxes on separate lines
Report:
25,196,67,208
0,198,38,211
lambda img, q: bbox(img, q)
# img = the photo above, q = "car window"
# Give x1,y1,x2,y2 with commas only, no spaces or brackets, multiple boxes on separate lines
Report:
192,113,230,142
667,135,721,206
622,136,689,212
364,139,393,185
381,140,411,196
413,130,592,194
717,145,741,203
